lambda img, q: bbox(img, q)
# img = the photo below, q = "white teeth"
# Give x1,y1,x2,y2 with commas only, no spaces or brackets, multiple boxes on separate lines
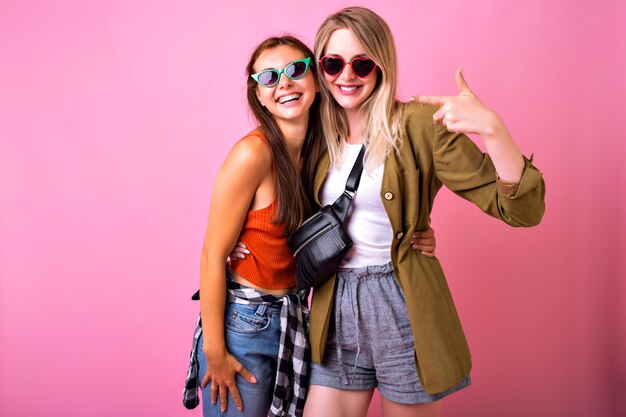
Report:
338,85,358,92
277,94,301,104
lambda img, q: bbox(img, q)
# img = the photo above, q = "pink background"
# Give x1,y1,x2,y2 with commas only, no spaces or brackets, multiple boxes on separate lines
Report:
1,1,624,416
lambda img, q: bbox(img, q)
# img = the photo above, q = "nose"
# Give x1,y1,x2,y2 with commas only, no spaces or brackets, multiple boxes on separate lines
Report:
338,62,356,81
277,72,293,88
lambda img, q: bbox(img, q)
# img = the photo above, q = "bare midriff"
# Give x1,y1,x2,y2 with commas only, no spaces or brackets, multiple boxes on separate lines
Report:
229,268,298,296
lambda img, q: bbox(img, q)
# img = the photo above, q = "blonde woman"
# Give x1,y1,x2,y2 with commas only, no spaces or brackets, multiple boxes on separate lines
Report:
303,7,545,417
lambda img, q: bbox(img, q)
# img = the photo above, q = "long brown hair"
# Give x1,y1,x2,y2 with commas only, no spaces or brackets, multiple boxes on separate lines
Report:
245,36,325,233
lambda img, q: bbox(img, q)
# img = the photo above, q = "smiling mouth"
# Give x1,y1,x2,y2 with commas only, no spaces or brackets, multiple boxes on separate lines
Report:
277,93,302,104
337,85,361,92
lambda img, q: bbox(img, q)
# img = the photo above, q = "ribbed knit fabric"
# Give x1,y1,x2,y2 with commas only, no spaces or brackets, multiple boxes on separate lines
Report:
230,200,296,289
228,130,296,288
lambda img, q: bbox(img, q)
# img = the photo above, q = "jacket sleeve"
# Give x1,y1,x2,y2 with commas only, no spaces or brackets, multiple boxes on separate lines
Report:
421,106,546,227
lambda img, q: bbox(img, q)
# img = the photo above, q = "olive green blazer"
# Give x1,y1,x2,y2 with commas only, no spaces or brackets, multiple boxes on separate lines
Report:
308,103,546,394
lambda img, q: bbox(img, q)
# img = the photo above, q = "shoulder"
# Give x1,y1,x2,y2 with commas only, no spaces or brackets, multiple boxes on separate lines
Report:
225,130,272,172
396,102,441,151
400,102,438,126
215,130,272,190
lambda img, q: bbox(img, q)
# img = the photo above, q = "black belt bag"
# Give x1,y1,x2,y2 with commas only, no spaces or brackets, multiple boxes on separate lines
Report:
288,146,365,290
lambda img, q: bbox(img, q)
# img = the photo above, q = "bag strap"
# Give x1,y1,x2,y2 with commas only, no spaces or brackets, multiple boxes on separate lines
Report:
332,145,365,222
345,145,365,193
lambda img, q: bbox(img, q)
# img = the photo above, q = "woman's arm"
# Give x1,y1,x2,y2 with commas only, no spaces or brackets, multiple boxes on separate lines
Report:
410,68,525,182
230,226,439,259
407,69,544,227
199,135,272,412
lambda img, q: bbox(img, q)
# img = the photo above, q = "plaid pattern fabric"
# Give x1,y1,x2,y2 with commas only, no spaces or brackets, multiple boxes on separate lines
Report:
182,313,202,409
183,280,310,417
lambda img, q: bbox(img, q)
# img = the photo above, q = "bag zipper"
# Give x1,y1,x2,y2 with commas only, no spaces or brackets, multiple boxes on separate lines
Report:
293,223,333,257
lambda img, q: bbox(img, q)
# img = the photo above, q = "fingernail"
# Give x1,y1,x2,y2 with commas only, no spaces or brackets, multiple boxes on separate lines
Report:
244,250,250,254
408,97,415,102
250,375,257,383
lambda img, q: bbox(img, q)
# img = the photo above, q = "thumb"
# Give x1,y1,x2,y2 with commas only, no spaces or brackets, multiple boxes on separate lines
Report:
455,67,472,95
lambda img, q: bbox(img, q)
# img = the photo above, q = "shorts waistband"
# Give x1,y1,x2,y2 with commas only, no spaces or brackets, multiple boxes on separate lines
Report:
337,262,394,280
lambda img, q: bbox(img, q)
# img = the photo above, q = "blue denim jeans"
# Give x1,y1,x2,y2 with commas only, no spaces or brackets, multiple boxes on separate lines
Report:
197,301,282,417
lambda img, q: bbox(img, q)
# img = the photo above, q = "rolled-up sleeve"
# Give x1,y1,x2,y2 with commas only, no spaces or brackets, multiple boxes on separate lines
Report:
431,121,545,227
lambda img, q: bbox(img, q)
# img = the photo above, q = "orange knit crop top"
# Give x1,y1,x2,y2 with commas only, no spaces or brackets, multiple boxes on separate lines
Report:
229,199,296,289
228,131,296,289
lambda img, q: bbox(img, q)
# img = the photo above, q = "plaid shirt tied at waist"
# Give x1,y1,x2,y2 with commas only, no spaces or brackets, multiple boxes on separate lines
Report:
183,279,310,417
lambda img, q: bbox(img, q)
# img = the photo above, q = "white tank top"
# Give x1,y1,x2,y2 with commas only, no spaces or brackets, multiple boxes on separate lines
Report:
320,143,393,268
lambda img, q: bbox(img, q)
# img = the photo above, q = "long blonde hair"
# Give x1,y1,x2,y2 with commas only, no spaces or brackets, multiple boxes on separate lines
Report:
314,7,402,170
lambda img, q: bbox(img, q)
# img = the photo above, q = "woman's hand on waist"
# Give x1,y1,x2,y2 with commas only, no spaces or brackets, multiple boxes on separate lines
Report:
202,347,257,413
228,241,250,261
411,226,437,257
229,243,298,295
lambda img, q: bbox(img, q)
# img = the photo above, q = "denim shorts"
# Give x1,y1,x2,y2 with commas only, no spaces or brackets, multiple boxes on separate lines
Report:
309,262,470,404
197,301,283,417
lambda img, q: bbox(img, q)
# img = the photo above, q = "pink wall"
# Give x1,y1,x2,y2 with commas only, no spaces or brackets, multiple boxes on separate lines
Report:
1,1,624,416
